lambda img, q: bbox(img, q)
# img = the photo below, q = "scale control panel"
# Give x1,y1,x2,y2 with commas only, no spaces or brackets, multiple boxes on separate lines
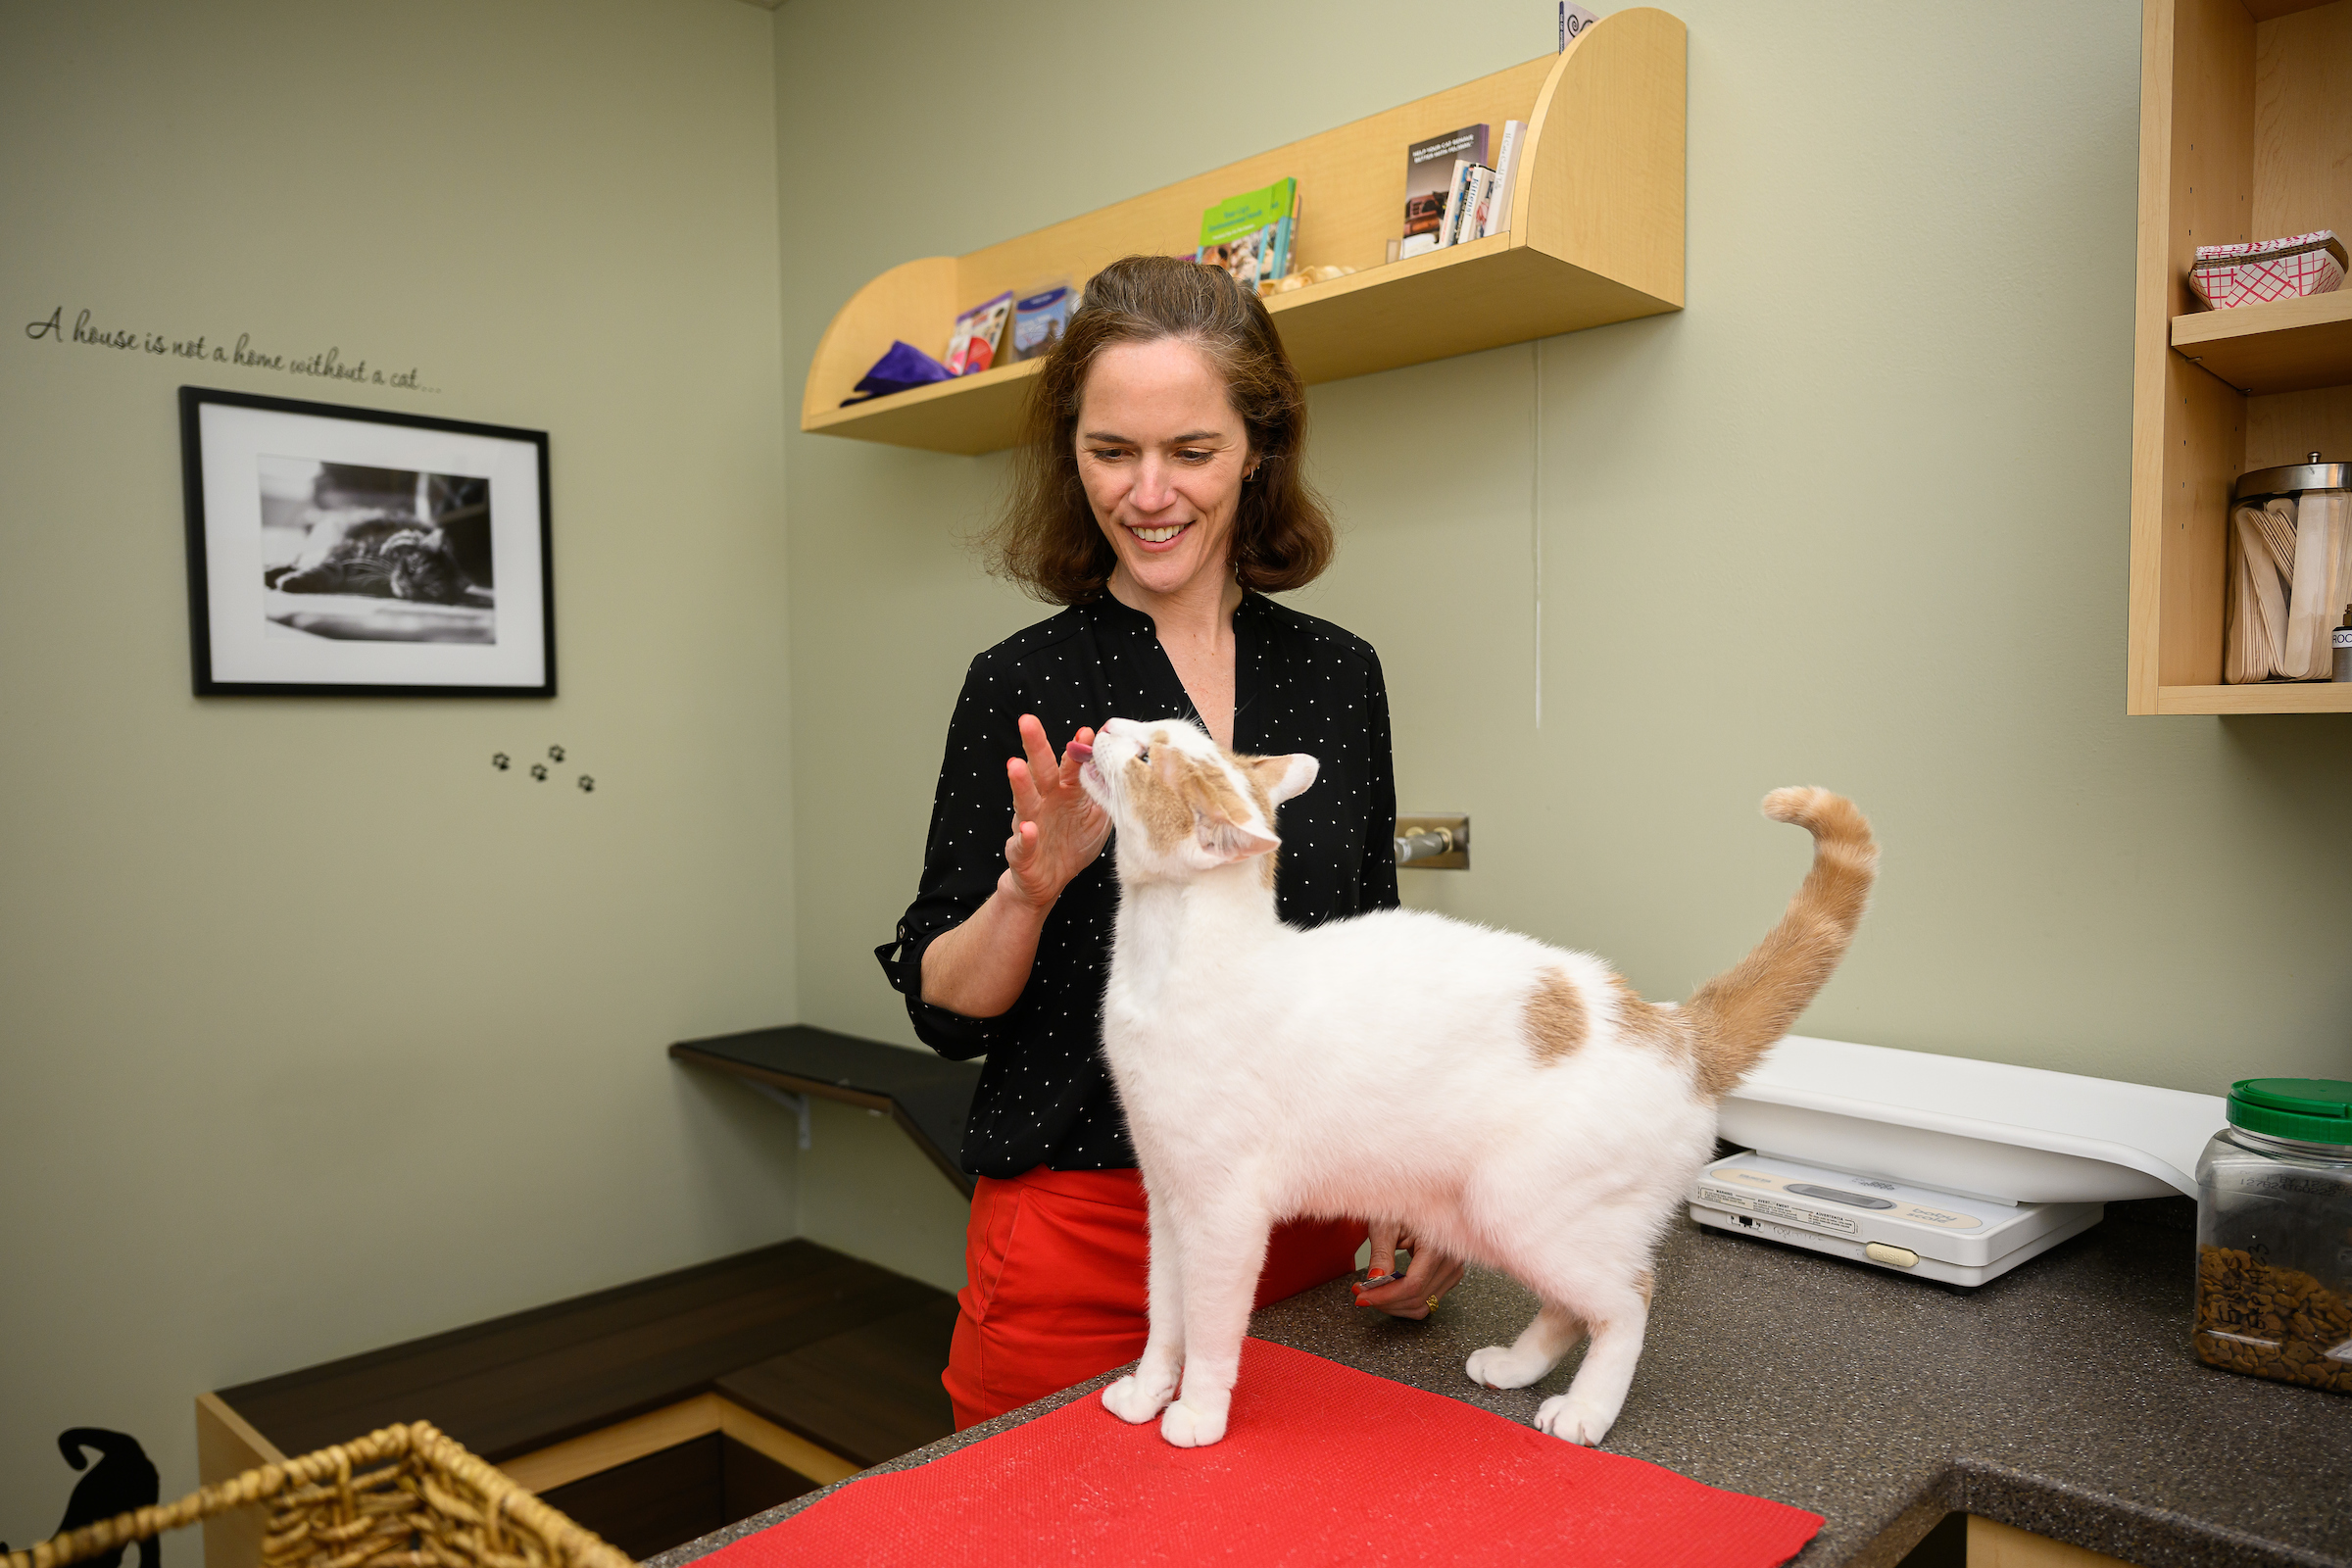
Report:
1688,1151,2104,1285
1694,1163,1985,1233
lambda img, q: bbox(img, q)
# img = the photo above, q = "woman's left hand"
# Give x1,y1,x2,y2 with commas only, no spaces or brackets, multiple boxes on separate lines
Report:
1352,1221,1468,1319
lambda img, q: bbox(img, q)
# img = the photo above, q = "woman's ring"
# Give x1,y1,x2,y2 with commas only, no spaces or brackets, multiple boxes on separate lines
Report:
1426,1295,1441,1314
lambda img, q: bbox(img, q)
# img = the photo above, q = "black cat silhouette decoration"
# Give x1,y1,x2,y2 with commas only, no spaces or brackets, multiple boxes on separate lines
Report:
0,1430,161,1568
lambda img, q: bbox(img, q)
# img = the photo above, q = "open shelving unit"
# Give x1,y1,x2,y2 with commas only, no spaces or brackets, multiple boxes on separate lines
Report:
799,8,1685,457
2129,0,2352,713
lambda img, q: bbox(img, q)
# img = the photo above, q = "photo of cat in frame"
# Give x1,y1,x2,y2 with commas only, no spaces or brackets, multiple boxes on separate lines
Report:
181,386,554,696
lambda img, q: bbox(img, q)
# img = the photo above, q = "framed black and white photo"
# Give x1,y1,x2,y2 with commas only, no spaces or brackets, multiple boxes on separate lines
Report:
180,386,554,696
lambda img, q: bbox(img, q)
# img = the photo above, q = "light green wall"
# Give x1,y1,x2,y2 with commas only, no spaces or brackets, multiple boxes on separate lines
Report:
0,0,800,1549
11,0,2352,1547
775,0,2351,1278
794,1098,968,1293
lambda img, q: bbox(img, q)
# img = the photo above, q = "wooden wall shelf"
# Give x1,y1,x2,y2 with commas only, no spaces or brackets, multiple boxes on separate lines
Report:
2128,0,2352,713
800,9,1685,456
2173,290,2352,395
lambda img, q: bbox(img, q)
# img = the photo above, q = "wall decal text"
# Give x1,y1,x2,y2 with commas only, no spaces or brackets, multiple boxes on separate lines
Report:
24,306,439,392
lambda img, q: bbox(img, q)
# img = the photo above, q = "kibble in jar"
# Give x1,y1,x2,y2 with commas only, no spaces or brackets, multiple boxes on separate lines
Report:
2193,1078,2352,1396
2193,1245,2352,1394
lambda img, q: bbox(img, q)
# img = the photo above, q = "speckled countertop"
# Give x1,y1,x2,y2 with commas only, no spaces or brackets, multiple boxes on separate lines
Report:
653,1200,2350,1568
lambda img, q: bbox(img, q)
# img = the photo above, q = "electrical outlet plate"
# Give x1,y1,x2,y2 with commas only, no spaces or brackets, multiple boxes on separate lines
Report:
1394,813,1470,870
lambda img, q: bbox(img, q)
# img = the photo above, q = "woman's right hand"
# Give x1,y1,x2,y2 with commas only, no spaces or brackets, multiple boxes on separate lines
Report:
1000,713,1110,911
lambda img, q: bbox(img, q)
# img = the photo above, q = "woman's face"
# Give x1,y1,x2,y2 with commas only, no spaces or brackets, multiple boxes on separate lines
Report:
1075,337,1253,604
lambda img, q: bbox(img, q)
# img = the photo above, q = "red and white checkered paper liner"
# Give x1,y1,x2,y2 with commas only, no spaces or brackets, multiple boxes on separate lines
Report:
2191,229,2345,310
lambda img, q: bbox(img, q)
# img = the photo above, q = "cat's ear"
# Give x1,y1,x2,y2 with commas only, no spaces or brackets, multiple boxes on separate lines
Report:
1245,752,1319,806
1193,814,1278,863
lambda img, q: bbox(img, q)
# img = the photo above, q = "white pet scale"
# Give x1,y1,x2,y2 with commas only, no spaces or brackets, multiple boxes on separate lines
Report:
1689,1037,2228,1287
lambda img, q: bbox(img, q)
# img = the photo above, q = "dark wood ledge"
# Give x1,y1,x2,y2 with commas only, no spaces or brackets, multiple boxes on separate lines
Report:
669,1024,981,1196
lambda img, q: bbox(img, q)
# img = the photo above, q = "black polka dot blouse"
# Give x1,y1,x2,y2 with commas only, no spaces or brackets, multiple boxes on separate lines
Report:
873,591,1401,1179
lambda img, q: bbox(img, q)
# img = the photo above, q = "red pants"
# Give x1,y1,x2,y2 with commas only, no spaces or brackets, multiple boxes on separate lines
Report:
944,1166,1364,1430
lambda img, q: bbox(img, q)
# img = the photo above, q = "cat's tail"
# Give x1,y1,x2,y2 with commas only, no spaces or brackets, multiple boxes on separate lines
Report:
58,1429,152,1473
1682,788,1876,1099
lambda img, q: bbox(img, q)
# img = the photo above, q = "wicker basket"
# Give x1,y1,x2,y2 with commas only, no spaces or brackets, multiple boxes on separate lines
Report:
1,1423,632,1568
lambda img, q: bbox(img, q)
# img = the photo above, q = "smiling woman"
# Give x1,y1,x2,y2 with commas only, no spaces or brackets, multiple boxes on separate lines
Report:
986,257,1333,628
874,255,1465,1431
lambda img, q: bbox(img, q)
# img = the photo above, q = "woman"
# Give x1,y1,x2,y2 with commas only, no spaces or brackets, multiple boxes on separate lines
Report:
876,255,1464,1430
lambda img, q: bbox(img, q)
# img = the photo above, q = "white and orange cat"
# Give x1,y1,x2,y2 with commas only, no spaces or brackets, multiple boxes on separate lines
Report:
1075,716,1876,1449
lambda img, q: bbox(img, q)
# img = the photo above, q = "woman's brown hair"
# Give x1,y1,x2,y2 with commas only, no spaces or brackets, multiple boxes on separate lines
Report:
985,255,1336,605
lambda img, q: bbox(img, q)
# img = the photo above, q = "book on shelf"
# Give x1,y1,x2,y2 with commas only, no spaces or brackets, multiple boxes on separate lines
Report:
1405,123,1488,241
1559,2,1599,49
1197,177,1296,294
1435,159,1469,252
945,291,1013,376
1437,161,1497,250
1485,119,1526,238
1459,165,1496,246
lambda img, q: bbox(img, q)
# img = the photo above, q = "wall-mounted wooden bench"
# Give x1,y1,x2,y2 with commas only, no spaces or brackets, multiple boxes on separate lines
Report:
199,1240,956,1564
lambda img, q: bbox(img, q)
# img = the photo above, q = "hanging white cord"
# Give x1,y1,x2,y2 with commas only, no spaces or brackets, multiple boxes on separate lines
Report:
1531,337,1544,729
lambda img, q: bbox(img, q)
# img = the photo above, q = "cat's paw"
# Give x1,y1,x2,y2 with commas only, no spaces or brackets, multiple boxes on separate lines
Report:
1157,1398,1227,1447
1102,1374,1175,1425
1534,1394,1615,1446
1466,1345,1551,1390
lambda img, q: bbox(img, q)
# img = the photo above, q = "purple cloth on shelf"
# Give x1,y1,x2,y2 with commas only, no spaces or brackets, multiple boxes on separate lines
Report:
840,341,953,406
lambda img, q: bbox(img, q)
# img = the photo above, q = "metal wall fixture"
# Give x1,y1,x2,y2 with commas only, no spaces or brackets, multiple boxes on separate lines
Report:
1393,814,1470,870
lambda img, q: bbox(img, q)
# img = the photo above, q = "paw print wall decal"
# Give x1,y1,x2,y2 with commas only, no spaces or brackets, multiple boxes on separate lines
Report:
493,746,593,795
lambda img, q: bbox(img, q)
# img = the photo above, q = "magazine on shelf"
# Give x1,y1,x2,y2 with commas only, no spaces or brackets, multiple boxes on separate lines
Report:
945,291,1013,376
1404,122,1488,239
1197,177,1297,293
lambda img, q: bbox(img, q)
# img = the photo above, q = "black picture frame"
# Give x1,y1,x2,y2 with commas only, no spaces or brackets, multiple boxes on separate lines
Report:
180,386,556,696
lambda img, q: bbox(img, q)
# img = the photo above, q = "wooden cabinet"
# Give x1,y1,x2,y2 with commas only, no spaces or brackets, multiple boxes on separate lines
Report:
2128,0,2352,712
1967,1515,2140,1567
799,9,1685,456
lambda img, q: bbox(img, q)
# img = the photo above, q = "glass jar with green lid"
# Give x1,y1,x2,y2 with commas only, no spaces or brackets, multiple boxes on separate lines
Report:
2193,1078,2352,1393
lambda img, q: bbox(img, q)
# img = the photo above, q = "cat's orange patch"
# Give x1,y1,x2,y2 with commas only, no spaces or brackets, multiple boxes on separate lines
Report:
1133,744,1267,859
1180,750,1254,827
1524,970,1587,1062
1130,752,1196,854
1635,1269,1654,1307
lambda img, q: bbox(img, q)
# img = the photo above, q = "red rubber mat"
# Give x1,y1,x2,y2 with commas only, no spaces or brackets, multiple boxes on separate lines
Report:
706,1337,1823,1566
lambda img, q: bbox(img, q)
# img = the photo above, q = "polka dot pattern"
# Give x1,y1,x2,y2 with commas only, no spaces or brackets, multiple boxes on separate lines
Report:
873,592,1401,1178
